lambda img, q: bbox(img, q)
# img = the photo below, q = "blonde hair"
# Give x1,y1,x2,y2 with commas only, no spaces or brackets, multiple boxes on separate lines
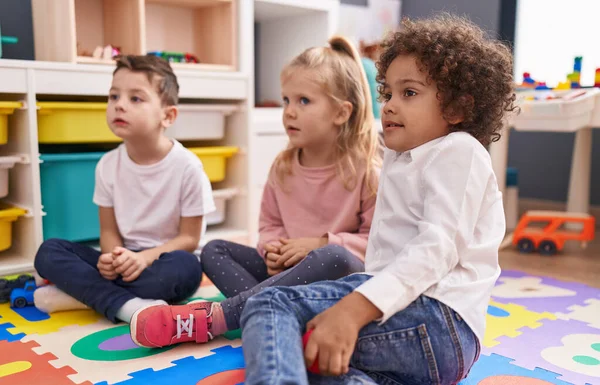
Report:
273,36,382,194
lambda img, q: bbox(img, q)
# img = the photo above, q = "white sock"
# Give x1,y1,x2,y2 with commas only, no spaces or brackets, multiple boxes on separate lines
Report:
116,298,167,323
34,285,89,313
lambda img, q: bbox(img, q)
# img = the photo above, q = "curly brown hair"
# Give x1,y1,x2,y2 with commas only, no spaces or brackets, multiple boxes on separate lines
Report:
376,14,517,145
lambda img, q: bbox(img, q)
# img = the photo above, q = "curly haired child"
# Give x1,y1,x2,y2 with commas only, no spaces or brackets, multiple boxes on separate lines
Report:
240,14,517,384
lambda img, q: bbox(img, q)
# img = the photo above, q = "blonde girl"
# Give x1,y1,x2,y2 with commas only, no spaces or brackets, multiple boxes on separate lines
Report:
129,36,382,348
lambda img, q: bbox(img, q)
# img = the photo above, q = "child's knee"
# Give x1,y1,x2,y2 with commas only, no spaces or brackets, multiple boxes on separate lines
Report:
306,245,355,271
34,238,68,272
172,251,202,280
200,239,227,257
241,287,280,323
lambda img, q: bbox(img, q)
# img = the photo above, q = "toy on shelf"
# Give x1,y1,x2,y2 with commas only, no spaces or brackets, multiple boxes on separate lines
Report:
0,274,33,303
595,68,600,88
10,280,37,308
0,23,19,59
147,51,199,64
77,43,121,62
512,210,595,256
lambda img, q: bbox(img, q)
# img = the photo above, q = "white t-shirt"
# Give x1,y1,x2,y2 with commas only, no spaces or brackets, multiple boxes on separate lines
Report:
93,139,215,254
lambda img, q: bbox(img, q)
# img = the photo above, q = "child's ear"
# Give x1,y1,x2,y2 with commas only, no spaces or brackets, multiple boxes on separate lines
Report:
334,101,353,126
162,106,178,128
445,94,473,125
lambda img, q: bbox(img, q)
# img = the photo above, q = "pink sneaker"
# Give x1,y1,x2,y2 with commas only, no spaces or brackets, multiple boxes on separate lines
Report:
130,301,214,348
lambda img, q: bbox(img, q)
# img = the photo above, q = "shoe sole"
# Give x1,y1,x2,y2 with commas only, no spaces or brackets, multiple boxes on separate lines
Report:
129,306,146,348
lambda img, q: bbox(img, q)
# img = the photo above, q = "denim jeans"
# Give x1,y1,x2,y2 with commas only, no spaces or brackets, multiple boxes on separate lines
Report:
34,238,202,322
240,274,480,385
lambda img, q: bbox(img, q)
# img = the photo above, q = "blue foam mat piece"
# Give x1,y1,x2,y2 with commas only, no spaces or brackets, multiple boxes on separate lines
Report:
99,345,245,385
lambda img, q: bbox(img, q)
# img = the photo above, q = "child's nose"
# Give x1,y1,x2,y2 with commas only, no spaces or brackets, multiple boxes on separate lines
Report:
115,99,126,111
284,105,297,118
383,99,397,115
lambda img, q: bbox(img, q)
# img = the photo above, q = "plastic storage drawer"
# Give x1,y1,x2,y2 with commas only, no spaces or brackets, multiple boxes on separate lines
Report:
37,102,120,144
0,204,26,251
166,104,237,140
187,147,238,182
206,188,237,226
0,156,19,198
0,102,21,145
39,152,104,241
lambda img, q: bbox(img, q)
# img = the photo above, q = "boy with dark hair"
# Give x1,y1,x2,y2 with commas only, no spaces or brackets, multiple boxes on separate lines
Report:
34,55,215,323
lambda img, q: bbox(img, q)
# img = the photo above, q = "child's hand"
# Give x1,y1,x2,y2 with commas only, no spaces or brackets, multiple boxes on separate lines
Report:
264,242,281,255
112,247,148,282
279,237,327,268
303,301,361,376
265,252,284,276
264,243,285,275
304,292,382,377
97,252,118,280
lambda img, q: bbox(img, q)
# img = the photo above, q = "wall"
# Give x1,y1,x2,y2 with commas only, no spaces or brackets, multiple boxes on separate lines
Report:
0,0,35,60
400,0,501,36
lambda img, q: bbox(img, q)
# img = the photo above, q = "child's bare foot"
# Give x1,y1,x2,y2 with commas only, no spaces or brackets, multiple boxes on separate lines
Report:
130,301,226,348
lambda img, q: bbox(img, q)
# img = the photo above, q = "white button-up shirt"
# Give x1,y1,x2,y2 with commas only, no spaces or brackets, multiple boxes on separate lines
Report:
355,131,505,342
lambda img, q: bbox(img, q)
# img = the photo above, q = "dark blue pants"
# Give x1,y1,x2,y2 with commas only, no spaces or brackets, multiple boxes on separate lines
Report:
34,238,203,322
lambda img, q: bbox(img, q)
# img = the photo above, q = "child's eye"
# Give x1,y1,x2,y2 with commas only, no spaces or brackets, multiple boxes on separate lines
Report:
404,90,417,97
300,97,310,105
381,93,392,101
282,96,289,105
108,94,118,101
131,96,142,103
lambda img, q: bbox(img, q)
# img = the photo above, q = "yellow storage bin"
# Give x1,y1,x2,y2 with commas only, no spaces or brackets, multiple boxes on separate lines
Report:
0,102,22,145
0,204,27,252
187,147,239,182
37,102,120,144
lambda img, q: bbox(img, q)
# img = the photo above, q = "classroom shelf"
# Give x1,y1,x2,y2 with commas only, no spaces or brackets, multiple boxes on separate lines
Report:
145,0,237,71
31,0,237,72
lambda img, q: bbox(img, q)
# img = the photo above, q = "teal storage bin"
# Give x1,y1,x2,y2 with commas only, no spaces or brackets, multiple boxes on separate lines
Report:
40,152,105,242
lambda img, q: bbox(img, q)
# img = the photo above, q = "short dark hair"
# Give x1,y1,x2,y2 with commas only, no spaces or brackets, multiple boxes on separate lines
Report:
114,55,179,106
377,14,518,146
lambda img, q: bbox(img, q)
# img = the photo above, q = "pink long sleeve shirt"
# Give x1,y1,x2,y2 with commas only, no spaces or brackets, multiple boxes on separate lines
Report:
257,151,378,261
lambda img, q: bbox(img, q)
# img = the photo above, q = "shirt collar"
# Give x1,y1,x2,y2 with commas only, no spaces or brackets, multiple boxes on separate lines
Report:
400,135,447,163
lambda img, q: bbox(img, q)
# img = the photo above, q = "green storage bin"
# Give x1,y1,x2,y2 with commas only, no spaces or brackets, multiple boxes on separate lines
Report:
40,152,105,242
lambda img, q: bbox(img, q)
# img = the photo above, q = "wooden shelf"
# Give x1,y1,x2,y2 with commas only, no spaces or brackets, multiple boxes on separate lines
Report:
169,62,235,72
76,56,116,65
0,60,247,99
144,0,237,70
0,253,34,276
31,0,238,72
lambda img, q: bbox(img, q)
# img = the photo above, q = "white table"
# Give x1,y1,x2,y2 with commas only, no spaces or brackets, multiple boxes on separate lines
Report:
490,88,600,215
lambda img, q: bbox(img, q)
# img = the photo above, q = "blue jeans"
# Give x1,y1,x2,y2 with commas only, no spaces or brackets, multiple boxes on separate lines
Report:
241,274,480,385
34,238,202,322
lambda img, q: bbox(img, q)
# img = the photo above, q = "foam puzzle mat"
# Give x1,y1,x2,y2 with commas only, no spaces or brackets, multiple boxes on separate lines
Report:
0,270,598,385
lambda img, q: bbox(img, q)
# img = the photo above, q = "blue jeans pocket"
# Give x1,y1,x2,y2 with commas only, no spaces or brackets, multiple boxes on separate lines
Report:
353,324,440,384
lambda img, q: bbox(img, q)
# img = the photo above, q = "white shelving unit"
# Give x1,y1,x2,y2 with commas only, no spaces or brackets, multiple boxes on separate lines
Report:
248,0,340,244
0,0,255,276
0,0,343,275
